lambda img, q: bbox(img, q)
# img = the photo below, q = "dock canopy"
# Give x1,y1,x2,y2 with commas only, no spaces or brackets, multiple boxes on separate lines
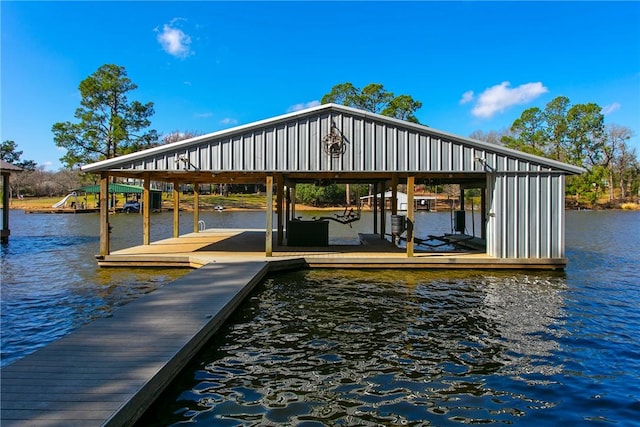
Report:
73,183,162,211
81,103,585,265
74,183,147,194
1,160,23,243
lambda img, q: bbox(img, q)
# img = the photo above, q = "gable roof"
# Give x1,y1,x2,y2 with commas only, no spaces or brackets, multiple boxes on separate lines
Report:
81,103,585,176
1,160,24,173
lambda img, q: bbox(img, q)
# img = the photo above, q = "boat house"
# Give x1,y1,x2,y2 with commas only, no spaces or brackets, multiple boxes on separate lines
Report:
81,103,584,269
1,160,23,243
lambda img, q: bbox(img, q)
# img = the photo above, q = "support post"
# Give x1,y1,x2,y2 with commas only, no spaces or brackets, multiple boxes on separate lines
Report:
193,183,200,233
481,185,487,240
173,181,180,238
291,185,296,220
373,182,378,235
345,183,351,207
285,185,290,238
1,173,10,244
266,176,273,257
407,176,415,257
143,173,151,245
99,172,110,256
380,181,386,239
391,174,398,216
276,174,284,246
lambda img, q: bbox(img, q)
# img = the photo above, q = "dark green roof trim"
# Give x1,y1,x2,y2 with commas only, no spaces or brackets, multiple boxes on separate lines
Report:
73,184,161,194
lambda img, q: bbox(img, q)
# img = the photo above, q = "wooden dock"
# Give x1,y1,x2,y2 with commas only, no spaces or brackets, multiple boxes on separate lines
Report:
23,208,100,214
0,229,566,426
0,258,304,426
95,228,565,270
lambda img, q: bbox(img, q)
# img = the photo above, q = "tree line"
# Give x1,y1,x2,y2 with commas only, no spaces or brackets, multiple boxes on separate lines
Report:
2,63,638,207
470,97,638,206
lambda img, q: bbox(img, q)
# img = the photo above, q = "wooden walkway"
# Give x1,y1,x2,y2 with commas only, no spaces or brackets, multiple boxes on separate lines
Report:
0,229,565,426
0,258,301,426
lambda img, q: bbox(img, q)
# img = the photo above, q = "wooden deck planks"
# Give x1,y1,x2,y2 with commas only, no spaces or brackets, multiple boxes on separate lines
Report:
1,260,273,426
96,228,565,269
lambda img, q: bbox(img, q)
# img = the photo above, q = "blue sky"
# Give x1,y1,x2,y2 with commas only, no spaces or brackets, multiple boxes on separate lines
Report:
2,1,639,171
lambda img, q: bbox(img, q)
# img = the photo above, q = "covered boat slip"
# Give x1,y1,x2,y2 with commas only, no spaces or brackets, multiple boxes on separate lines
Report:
81,103,584,269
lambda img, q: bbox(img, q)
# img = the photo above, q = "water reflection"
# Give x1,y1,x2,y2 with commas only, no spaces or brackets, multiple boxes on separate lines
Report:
480,275,566,379
140,269,571,426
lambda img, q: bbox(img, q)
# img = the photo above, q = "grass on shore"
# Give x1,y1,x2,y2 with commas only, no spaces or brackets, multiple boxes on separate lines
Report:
6,194,640,211
5,193,269,211
621,202,640,210
4,193,344,211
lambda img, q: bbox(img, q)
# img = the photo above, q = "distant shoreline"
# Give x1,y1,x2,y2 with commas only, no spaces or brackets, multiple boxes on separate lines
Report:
4,196,639,212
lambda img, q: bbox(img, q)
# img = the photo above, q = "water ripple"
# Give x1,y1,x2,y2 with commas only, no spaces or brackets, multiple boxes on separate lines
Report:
4,210,639,425
139,270,572,425
141,227,640,426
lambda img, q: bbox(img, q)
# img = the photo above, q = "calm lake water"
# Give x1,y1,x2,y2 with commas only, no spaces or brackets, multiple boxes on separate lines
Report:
1,209,639,425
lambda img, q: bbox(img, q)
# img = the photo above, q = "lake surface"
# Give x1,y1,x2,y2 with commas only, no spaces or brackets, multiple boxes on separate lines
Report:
1,209,639,425
1,207,446,366
134,210,640,426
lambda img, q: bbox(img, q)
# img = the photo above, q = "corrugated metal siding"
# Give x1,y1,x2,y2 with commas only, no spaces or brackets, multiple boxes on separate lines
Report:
112,110,559,174
486,172,564,258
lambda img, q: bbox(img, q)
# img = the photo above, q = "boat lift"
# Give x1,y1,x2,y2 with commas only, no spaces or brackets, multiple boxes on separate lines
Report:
312,206,361,228
389,199,484,251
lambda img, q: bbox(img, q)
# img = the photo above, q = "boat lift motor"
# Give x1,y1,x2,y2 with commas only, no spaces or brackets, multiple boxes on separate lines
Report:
391,215,406,246
454,210,465,233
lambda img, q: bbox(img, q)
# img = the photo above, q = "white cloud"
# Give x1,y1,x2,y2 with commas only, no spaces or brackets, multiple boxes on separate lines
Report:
460,90,474,104
602,102,621,115
471,81,548,119
195,112,212,119
220,118,238,126
287,100,321,113
156,19,193,59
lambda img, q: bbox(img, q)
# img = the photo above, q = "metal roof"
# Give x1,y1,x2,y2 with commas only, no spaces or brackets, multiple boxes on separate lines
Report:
81,103,586,176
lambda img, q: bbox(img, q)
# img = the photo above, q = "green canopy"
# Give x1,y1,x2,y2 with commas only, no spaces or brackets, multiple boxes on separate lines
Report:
73,184,154,194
